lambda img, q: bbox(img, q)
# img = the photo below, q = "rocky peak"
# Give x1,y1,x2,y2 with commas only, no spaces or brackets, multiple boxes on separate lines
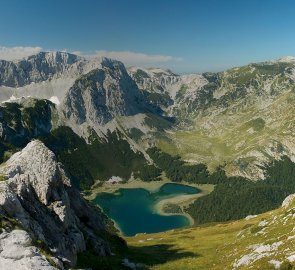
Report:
1,140,64,205
61,60,150,125
128,66,182,95
99,56,126,70
24,51,80,66
0,140,114,269
0,51,81,88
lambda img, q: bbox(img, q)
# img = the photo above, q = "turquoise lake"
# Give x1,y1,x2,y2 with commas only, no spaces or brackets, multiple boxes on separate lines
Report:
93,183,200,236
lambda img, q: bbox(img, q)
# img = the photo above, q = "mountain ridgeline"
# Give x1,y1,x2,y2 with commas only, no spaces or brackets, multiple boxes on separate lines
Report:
1,52,295,269
0,52,80,87
0,52,295,203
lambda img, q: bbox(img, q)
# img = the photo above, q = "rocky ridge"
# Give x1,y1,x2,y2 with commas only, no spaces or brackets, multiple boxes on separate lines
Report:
0,51,80,88
0,140,114,269
128,66,208,114
0,52,141,106
134,60,295,180
0,229,58,270
2,51,295,180
61,58,149,126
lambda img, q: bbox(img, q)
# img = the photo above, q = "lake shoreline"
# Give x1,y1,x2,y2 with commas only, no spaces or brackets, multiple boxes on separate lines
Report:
87,179,172,200
88,179,213,198
153,184,214,225
86,179,214,235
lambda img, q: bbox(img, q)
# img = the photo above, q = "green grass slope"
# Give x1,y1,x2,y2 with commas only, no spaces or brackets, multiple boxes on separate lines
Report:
126,194,295,270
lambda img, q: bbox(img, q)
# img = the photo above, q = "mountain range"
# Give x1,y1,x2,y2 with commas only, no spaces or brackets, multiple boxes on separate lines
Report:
1,51,295,269
2,51,295,181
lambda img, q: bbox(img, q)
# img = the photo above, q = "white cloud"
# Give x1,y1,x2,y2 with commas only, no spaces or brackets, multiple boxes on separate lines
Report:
83,50,182,64
70,50,83,56
0,46,42,61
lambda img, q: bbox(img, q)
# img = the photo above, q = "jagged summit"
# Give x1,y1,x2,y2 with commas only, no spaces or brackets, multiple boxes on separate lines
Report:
0,140,113,269
0,51,126,89
61,58,149,125
98,56,126,69
0,52,135,111
0,51,81,88
22,51,81,65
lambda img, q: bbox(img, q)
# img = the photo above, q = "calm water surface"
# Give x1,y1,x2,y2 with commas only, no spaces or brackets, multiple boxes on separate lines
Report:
93,183,200,236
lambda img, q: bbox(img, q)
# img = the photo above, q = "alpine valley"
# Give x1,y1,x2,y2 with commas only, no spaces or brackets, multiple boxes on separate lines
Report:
1,51,295,270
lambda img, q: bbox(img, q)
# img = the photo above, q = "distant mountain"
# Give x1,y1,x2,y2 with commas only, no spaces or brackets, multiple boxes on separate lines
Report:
62,58,150,126
1,52,295,269
2,51,295,180
0,51,80,87
131,59,295,180
128,66,208,113
0,52,138,107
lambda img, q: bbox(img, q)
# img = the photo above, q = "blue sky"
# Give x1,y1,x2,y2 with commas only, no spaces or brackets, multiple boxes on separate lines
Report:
0,0,295,73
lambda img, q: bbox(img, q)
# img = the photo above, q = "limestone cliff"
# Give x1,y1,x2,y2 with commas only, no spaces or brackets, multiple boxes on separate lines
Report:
0,140,115,269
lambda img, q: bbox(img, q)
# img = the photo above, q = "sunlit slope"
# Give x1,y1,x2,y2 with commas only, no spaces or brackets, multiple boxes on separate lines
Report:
158,61,295,179
127,194,295,270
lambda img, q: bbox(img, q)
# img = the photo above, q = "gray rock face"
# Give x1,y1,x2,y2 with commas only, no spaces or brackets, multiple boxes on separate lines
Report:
0,230,58,270
62,58,149,125
0,52,80,87
0,140,112,269
128,67,181,97
0,52,161,133
128,67,209,115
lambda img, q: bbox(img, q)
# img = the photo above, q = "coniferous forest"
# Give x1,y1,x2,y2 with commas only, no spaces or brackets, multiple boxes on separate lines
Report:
148,148,295,224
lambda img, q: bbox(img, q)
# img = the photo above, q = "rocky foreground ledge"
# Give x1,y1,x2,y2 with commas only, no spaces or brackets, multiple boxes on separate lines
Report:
0,140,114,269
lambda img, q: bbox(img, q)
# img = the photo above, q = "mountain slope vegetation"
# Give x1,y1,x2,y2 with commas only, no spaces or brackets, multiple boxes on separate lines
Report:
1,52,295,269
125,193,295,270
140,60,295,180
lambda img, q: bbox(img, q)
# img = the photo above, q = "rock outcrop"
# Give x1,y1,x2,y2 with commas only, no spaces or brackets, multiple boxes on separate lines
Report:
61,58,150,125
128,66,209,113
0,140,113,269
281,193,295,208
0,230,58,270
